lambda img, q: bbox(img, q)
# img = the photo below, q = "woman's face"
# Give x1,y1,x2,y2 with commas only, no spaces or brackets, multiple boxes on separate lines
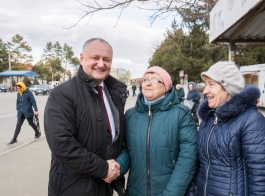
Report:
189,84,193,91
142,73,166,101
16,86,22,93
203,77,231,108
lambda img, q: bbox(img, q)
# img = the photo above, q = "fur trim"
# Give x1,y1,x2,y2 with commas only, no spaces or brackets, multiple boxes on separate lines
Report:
198,85,260,122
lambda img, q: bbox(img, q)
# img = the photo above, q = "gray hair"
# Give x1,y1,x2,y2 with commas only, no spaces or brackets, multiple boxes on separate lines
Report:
82,38,113,53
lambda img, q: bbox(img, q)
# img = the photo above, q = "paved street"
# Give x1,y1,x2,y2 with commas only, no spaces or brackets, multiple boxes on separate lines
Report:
0,88,264,196
0,91,48,156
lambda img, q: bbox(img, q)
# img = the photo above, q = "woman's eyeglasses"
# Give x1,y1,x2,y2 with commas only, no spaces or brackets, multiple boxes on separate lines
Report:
142,78,164,84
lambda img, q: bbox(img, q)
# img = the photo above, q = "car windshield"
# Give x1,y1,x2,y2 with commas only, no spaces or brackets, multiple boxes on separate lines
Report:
39,84,49,88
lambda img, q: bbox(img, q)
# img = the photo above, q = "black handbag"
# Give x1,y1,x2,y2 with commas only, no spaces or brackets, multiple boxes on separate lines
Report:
33,115,41,134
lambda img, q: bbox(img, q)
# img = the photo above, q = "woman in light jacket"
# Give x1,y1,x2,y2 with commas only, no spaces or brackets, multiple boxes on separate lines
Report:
197,61,265,195
116,66,198,196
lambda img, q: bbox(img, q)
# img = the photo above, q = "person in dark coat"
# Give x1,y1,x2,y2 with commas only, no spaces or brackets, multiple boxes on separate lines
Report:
7,82,40,145
44,38,127,196
116,66,197,196
197,61,265,195
132,84,136,96
139,82,142,92
186,82,200,125
175,84,185,103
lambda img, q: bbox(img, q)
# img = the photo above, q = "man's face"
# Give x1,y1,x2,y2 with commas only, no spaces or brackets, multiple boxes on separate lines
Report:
79,40,113,85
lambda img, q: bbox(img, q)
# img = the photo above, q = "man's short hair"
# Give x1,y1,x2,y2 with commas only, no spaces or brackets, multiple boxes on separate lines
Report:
82,38,113,53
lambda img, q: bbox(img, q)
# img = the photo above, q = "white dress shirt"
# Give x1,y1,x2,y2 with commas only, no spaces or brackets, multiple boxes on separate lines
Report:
94,82,115,140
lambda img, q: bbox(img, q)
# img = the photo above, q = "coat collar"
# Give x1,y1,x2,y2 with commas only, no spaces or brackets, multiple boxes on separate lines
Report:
198,85,260,122
135,87,180,113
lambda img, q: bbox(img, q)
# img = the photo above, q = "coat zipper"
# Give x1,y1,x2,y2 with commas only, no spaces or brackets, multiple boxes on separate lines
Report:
204,116,218,196
146,105,152,196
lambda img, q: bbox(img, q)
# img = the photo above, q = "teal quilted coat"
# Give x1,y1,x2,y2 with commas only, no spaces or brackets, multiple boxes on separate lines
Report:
116,88,198,196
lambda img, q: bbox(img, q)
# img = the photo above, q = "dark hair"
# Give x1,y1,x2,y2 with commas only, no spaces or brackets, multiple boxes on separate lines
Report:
82,38,113,53
16,85,22,88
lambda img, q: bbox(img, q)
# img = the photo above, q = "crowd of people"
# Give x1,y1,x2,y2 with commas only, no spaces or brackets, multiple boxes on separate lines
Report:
7,37,265,196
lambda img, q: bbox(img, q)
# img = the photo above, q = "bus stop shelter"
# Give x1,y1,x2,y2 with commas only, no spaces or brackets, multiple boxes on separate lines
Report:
209,0,265,61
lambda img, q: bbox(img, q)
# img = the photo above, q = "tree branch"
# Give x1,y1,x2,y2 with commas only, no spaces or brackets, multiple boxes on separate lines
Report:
64,0,218,29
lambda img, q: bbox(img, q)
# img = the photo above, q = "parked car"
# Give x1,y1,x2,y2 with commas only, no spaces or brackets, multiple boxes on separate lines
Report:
0,84,8,92
35,84,50,95
29,85,40,92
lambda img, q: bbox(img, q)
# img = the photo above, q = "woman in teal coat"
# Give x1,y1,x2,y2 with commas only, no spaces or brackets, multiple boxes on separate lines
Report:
116,67,197,196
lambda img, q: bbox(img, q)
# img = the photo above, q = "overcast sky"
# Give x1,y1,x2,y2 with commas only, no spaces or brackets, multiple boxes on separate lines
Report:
0,0,174,78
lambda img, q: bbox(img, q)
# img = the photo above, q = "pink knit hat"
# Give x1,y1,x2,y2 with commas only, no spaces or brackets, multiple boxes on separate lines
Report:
143,66,172,92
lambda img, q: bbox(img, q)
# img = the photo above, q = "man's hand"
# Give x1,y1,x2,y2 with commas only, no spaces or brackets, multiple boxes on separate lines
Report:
103,159,120,183
34,111,39,116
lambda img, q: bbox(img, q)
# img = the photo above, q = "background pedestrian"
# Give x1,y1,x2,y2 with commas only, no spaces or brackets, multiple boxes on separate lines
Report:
186,82,200,125
175,84,185,103
132,83,136,96
8,82,40,145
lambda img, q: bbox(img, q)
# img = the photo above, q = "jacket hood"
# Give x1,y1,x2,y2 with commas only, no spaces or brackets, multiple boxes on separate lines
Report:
135,87,180,113
16,82,27,96
188,82,196,92
198,85,260,122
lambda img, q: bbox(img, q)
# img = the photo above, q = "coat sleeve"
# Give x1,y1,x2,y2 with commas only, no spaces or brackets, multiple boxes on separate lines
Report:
28,90,38,111
116,111,131,176
44,87,109,179
180,90,185,99
16,94,19,111
163,109,198,196
242,111,265,195
116,145,130,176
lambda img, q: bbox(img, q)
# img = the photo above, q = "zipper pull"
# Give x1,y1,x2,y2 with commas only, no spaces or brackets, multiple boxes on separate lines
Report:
214,116,218,124
148,105,151,116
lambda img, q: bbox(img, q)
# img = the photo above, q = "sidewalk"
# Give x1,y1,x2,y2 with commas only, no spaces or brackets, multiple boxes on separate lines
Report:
0,93,138,196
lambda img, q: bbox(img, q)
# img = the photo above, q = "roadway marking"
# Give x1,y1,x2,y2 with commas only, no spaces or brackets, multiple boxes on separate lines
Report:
0,108,44,119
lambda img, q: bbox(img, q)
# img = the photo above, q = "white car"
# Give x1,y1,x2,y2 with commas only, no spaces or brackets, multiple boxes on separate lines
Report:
29,85,39,92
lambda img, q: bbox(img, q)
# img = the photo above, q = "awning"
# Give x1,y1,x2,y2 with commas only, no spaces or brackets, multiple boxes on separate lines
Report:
0,70,39,77
209,0,265,45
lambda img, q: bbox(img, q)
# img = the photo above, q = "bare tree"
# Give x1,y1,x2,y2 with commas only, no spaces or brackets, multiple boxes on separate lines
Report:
67,0,218,28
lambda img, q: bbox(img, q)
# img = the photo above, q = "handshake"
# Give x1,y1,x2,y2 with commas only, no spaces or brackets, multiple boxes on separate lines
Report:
103,159,120,183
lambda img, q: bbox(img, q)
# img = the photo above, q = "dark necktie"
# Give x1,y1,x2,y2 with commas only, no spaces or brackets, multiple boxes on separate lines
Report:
94,86,112,133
